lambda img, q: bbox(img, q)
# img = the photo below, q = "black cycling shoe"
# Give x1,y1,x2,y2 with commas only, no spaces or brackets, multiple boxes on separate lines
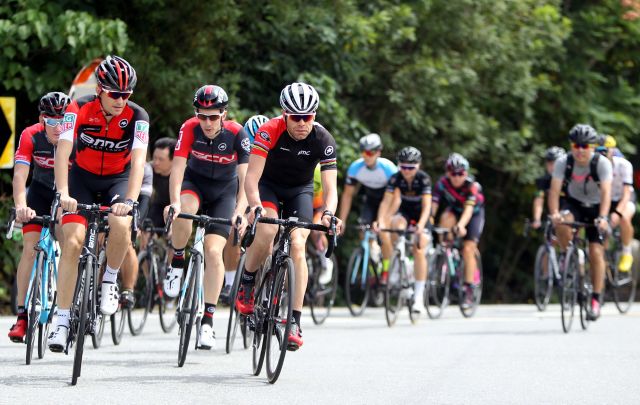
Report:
121,289,136,309
219,285,232,306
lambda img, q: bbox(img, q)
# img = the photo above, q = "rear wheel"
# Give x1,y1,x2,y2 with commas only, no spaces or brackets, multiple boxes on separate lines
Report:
425,251,450,319
266,257,295,384
177,256,200,367
110,280,126,346
128,251,153,335
612,254,637,314
561,248,578,333
252,257,271,376
345,248,371,316
309,253,338,325
158,257,177,333
460,251,483,318
534,245,553,311
226,252,246,354
26,252,44,365
384,253,405,327
39,261,56,359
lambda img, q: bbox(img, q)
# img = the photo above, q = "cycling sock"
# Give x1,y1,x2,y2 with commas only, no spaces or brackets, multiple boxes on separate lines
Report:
414,281,425,300
382,259,389,272
241,268,256,285
622,244,632,254
56,309,70,328
225,270,236,287
202,303,216,326
103,265,119,284
292,310,301,327
172,248,185,269
17,306,27,321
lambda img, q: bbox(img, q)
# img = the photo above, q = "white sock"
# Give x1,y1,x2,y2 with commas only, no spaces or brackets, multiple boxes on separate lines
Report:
414,280,426,300
623,244,632,255
103,265,119,284
56,309,70,328
225,270,236,287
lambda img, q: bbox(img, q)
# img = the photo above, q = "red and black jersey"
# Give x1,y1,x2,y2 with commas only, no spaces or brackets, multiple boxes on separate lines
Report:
432,175,485,215
15,123,75,189
252,117,337,187
60,95,149,176
174,118,250,181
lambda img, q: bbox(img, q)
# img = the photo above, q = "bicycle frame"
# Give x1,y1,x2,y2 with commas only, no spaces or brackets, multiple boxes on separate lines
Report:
350,229,376,289
24,225,59,324
542,221,561,283
177,225,205,324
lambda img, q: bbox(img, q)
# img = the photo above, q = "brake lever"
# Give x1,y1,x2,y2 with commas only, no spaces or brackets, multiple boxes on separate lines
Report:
6,208,16,239
325,216,337,258
246,207,262,248
233,215,241,246
164,207,175,235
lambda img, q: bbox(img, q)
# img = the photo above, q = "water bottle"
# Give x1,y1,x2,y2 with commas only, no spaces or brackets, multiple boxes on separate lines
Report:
370,242,382,264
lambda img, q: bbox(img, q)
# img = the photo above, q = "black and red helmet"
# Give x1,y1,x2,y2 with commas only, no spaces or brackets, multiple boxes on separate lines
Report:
95,55,137,92
38,92,71,117
193,85,228,110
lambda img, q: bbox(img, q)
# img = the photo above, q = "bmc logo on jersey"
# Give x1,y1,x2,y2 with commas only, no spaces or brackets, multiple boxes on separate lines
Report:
135,121,149,144
33,156,55,168
80,133,130,152
298,150,311,156
191,150,237,164
324,146,334,156
62,113,77,132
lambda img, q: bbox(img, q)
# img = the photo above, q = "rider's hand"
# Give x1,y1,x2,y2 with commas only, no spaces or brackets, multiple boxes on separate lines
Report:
415,224,425,236
15,205,36,223
60,193,78,213
531,219,542,229
111,202,132,217
247,205,262,225
455,224,467,238
609,212,620,228
372,221,380,233
164,203,180,221
338,219,347,235
596,216,609,233
321,215,342,235
550,212,562,226
233,212,247,237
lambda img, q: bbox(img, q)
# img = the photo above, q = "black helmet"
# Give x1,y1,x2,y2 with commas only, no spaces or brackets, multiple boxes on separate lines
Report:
359,133,382,152
445,153,469,172
397,146,421,163
568,124,598,144
544,146,565,162
193,85,228,110
95,55,137,92
38,92,71,117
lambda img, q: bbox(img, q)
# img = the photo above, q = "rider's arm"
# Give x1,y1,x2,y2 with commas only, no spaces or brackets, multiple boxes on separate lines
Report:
547,178,563,216
616,185,632,214
235,163,249,215
124,148,147,202
376,191,394,227
338,184,356,224
12,164,30,208
457,204,474,229
532,193,544,223
245,154,266,208
599,179,612,218
169,157,187,206
54,139,74,196
320,168,339,215
417,194,432,229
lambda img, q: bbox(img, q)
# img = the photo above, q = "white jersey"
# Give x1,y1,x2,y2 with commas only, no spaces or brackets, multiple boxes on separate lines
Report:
611,156,634,201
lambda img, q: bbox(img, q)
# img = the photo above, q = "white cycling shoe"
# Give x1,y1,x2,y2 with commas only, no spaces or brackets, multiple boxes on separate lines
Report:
410,299,423,314
47,325,68,353
318,258,334,285
163,267,183,298
198,324,216,350
100,282,120,315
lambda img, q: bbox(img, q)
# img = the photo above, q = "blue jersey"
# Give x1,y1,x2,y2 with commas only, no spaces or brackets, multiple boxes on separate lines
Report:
345,157,397,201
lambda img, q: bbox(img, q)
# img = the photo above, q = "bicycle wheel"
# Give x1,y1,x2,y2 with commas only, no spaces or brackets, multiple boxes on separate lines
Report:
460,251,483,318
226,252,246,353
561,248,578,333
178,255,200,367
91,313,105,349
26,252,44,365
128,250,153,335
110,281,127,346
38,260,56,359
266,257,295,384
534,245,553,311
252,256,271,376
71,258,92,386
425,251,450,319
345,248,371,316
309,253,338,325
612,256,638,314
385,253,405,327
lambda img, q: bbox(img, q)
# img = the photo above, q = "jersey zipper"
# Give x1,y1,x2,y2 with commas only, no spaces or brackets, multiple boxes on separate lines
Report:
101,123,108,176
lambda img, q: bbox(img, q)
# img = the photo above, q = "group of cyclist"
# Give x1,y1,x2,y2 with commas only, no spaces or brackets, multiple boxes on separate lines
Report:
531,124,636,320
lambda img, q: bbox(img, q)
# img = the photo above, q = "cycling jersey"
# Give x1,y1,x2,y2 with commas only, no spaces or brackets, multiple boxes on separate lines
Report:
252,117,337,187
552,153,612,206
611,156,634,202
386,170,432,223
432,176,484,215
15,123,75,190
535,173,552,196
60,95,149,176
174,118,250,181
346,157,397,200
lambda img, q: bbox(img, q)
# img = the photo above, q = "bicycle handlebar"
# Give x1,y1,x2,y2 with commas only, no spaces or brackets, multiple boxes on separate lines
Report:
5,208,16,239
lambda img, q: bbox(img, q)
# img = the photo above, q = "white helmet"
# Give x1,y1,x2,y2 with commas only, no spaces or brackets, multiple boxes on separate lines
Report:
359,133,382,151
244,114,269,142
279,82,319,114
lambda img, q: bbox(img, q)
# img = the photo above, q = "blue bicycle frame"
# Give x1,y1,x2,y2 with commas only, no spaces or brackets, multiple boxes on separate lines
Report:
24,225,58,324
350,229,376,289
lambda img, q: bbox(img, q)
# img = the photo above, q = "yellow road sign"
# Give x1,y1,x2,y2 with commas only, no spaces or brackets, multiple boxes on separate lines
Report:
0,97,16,169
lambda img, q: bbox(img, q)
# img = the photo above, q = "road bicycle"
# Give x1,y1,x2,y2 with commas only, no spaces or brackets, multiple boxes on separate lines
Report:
226,220,253,354
603,227,637,314
344,224,385,316
248,208,336,384
524,219,562,311
305,236,338,325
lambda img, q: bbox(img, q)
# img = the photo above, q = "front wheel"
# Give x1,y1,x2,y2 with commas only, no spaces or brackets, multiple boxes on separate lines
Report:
612,257,638,314
344,248,371,317
561,248,579,333
309,253,338,325
71,258,92,386
128,250,153,336
110,282,127,346
26,252,44,365
177,255,200,367
384,253,405,327
533,245,554,311
252,256,271,376
425,250,450,319
459,251,483,318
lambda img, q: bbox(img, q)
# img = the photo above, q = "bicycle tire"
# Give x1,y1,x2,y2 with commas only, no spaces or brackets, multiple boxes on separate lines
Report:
128,250,153,336
309,253,338,325
425,250,450,319
266,257,295,384
345,248,371,317
612,259,637,314
460,251,483,318
385,252,404,327
178,254,200,367
252,256,271,376
26,252,44,365
39,260,56,359
71,257,92,386
110,281,127,346
156,254,177,333
579,257,592,331
226,252,246,353
561,248,578,333
533,245,553,311
91,313,105,349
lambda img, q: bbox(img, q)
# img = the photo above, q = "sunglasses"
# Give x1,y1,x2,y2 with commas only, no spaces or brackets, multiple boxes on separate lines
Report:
571,142,593,150
448,171,466,177
286,113,315,122
362,150,379,157
196,112,223,122
43,116,63,127
399,164,418,171
103,89,133,100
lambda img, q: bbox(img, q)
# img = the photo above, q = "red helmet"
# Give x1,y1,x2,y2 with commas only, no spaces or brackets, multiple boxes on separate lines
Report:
95,55,137,92
193,85,228,110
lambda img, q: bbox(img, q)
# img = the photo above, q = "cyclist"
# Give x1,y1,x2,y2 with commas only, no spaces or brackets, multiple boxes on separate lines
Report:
600,135,635,272
163,85,250,350
431,153,485,308
220,114,269,303
375,146,431,313
532,147,565,229
548,124,612,320
147,137,176,231
236,82,342,350
8,92,72,342
338,133,397,276
48,55,150,351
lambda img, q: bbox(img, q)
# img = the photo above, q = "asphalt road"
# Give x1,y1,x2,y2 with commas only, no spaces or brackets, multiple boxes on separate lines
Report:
1,304,639,404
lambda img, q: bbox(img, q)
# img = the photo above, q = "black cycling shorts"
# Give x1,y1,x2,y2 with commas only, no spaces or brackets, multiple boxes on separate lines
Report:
359,195,382,225
259,179,313,223
23,180,56,233
442,206,485,243
181,168,237,238
399,202,422,224
561,198,602,244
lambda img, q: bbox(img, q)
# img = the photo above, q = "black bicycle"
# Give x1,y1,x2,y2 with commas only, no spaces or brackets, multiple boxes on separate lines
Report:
524,219,562,311
247,208,336,384
226,217,253,354
66,199,138,385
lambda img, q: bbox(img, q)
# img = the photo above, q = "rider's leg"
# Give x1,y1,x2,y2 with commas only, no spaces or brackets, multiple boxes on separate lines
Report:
202,233,227,324
55,219,87,326
163,192,198,296
412,232,428,310
223,232,241,289
291,228,311,314
120,245,138,291
618,201,636,271
9,228,40,341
